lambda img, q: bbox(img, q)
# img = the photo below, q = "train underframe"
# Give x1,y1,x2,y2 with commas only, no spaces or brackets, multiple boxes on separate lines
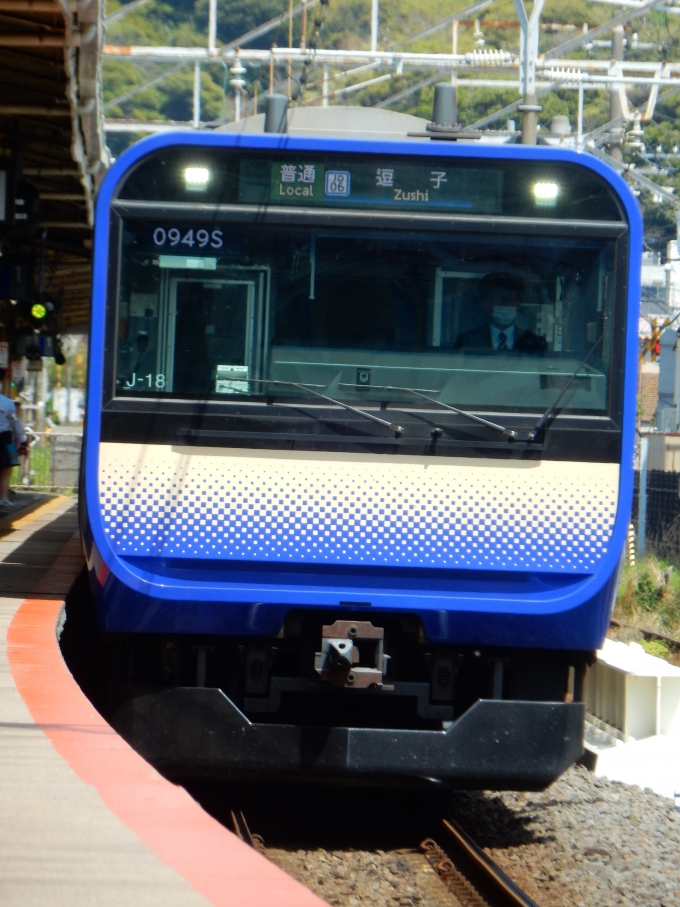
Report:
85,606,590,789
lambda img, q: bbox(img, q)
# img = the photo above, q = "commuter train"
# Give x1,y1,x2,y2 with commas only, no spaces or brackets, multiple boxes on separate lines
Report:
81,95,640,788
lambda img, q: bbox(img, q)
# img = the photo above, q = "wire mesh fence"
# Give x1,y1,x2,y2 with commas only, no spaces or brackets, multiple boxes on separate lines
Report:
11,432,82,492
632,470,680,559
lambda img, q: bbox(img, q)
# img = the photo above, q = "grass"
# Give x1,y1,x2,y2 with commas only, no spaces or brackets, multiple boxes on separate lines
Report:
613,555,680,666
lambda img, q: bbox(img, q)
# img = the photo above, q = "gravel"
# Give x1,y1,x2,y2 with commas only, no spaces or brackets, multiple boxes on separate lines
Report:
451,764,680,907
267,847,453,907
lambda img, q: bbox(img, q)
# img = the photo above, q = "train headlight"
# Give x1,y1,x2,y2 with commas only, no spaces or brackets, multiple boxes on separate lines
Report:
184,167,210,190
533,181,559,206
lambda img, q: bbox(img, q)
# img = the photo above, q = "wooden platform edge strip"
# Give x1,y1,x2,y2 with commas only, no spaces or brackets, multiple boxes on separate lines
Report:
0,494,68,535
6,580,323,907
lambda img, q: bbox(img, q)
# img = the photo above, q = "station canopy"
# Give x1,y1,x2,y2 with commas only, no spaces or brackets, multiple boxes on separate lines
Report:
0,0,107,339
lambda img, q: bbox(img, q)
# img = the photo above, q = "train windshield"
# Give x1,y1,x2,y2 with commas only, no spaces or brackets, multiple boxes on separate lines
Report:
114,220,620,419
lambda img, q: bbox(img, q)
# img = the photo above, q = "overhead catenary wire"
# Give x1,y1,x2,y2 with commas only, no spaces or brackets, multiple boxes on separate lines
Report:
100,0,680,210
304,35,504,110
583,81,680,146
291,0,331,105
588,143,680,210
586,0,680,14
464,78,564,131
104,1,320,115
304,72,392,105
386,0,493,51
105,0,153,26
103,61,187,112
542,0,666,60
375,73,441,109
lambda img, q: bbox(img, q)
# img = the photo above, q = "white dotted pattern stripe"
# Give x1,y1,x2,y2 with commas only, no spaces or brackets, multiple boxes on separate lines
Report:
98,444,619,571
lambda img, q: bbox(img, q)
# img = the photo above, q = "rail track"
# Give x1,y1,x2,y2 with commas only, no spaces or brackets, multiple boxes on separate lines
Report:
230,803,541,907
610,618,680,655
421,820,540,907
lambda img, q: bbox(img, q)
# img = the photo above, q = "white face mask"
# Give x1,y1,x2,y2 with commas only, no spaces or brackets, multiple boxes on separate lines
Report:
491,305,518,329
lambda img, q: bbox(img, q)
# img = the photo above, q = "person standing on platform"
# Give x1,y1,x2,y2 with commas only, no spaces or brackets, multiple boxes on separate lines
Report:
0,368,27,505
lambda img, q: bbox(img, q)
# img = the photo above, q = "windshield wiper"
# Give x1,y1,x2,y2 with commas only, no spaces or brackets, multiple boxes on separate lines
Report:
340,381,517,440
250,378,403,436
528,334,604,442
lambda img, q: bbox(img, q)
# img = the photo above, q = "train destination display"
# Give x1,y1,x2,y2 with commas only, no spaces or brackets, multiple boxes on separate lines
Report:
238,157,503,213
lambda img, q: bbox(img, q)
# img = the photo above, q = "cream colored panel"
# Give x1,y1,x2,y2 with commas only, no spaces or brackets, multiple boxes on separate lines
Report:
99,444,619,571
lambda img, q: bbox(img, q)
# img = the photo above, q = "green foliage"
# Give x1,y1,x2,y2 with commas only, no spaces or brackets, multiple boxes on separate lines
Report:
639,638,670,657
616,556,680,638
637,572,663,611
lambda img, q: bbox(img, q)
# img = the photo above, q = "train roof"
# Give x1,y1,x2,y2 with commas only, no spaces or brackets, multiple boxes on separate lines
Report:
215,105,447,142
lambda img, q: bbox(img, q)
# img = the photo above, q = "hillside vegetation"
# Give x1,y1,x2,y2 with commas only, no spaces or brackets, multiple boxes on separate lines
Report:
104,0,680,247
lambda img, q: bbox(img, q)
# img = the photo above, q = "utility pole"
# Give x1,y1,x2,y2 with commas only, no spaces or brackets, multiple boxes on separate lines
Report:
371,0,378,53
192,62,201,128
609,25,625,161
452,19,459,105
208,0,216,54
288,0,293,99
513,0,546,145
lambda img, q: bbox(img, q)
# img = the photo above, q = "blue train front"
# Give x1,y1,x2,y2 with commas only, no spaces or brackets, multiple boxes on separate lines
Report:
81,105,641,788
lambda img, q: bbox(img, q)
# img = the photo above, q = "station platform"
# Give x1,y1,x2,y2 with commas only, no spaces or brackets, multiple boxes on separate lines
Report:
0,496,322,907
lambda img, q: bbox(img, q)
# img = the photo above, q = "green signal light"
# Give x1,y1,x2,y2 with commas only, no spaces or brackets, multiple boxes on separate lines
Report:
31,302,47,320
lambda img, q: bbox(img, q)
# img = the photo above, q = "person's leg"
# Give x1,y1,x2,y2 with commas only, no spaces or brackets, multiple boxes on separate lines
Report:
0,465,12,500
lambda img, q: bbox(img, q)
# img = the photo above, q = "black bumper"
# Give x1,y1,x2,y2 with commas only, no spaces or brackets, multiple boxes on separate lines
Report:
113,688,584,789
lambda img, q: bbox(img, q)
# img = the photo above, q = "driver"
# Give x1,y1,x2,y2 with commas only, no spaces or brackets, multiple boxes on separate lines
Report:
454,271,547,353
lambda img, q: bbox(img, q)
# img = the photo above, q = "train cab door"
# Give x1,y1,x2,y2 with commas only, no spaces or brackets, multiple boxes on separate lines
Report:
431,268,485,348
159,272,267,395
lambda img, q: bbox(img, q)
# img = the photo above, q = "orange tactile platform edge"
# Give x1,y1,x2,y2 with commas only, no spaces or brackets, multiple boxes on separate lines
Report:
7,530,324,907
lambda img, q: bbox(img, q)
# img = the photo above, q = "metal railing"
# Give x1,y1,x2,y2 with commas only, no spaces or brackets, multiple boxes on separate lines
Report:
12,431,82,492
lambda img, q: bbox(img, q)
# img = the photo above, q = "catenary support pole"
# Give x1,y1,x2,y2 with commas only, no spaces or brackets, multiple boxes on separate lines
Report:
288,0,293,98
192,61,201,127
208,0,216,54
609,25,625,161
513,0,546,145
371,0,378,53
